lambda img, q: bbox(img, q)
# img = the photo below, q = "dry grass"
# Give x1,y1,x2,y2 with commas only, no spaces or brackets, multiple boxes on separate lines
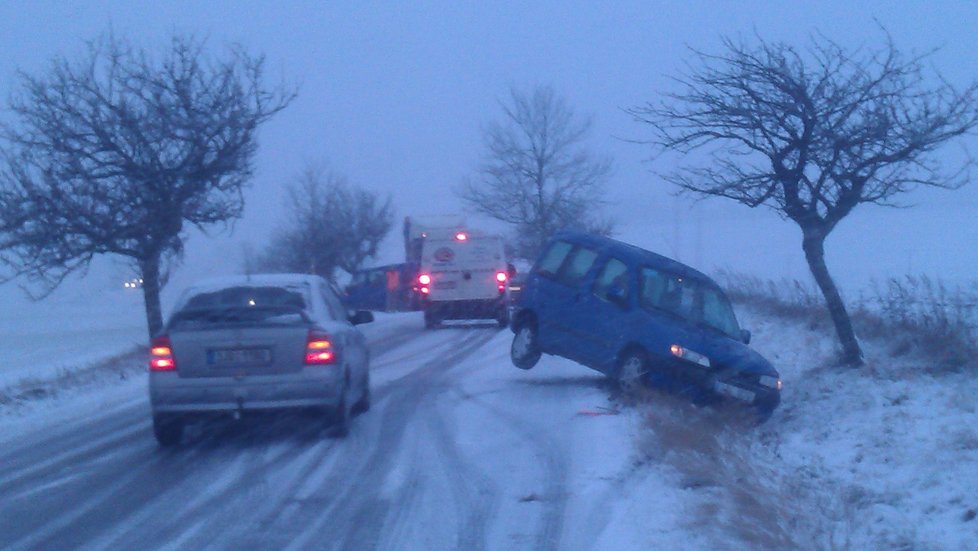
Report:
0,346,145,411
715,269,978,373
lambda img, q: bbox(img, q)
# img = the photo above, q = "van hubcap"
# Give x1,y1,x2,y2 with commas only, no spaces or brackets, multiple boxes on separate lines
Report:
619,356,646,393
513,327,534,358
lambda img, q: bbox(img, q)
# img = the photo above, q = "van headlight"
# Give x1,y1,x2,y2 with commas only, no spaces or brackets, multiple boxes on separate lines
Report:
759,375,782,390
669,344,710,367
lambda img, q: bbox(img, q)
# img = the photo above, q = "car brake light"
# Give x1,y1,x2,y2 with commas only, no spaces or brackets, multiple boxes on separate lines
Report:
305,330,335,365
149,335,176,371
418,274,431,285
455,232,468,241
495,271,507,283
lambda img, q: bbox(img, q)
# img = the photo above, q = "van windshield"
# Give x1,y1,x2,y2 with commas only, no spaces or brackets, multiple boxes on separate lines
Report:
639,267,741,339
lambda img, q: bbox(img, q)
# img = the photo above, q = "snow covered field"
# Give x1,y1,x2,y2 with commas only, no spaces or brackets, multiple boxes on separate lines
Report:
0,285,146,390
1,296,976,549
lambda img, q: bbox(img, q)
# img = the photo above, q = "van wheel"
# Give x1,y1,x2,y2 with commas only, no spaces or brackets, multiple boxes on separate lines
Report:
616,350,649,394
153,414,184,447
423,310,439,329
511,322,541,370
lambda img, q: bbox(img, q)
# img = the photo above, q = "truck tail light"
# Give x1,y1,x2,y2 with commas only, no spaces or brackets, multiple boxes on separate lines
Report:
305,330,335,365
149,335,176,371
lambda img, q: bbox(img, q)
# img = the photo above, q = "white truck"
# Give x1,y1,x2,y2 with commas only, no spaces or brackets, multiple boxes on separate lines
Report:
417,229,512,328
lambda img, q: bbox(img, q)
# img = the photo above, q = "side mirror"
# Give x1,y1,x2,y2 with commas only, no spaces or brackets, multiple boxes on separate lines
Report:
607,285,628,308
350,310,374,325
740,329,752,344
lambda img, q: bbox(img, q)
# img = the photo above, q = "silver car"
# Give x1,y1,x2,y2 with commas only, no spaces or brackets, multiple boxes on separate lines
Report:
148,274,373,446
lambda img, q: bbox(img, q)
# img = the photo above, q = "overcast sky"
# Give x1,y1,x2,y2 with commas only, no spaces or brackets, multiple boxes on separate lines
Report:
1,1,976,308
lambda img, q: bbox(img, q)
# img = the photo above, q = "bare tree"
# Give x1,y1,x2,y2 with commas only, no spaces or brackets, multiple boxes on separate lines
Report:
258,165,394,282
0,34,294,338
458,85,613,258
630,33,978,365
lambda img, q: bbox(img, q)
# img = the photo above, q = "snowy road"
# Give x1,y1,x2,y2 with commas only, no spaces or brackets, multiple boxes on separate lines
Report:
0,314,652,550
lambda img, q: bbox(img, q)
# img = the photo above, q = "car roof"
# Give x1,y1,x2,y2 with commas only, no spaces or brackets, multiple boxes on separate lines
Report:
552,231,719,287
178,273,326,297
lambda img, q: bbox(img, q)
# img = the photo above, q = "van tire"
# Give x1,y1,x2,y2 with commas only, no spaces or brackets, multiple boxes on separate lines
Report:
616,349,649,394
423,310,440,329
511,321,541,370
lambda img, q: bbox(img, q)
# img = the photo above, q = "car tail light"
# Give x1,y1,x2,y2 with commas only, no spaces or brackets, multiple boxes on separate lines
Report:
305,330,335,365
495,271,508,283
149,335,176,371
454,232,468,241
418,274,431,285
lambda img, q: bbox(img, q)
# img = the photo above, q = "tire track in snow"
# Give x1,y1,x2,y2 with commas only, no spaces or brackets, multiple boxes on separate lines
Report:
282,329,500,551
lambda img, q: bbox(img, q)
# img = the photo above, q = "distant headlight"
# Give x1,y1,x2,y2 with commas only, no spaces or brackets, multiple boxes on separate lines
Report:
760,375,782,390
669,344,710,367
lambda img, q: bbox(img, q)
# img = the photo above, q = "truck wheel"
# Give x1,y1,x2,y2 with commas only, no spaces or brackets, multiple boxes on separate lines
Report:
496,306,510,328
153,414,184,447
511,322,541,369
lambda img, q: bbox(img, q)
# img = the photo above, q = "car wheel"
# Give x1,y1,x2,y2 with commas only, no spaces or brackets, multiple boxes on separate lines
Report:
326,380,350,438
511,322,541,370
153,414,184,447
351,371,371,415
616,350,649,394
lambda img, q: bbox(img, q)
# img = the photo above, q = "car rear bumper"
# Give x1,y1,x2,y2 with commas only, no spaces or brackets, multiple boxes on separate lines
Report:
149,369,344,414
424,297,506,320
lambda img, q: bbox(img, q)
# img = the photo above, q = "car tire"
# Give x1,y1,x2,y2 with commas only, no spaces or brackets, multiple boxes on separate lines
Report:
351,371,371,416
510,321,541,370
326,380,350,438
153,414,184,447
616,349,649,394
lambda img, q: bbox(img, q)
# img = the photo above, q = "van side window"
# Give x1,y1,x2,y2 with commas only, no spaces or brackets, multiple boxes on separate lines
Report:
535,240,574,278
593,258,630,303
640,267,693,320
556,247,599,287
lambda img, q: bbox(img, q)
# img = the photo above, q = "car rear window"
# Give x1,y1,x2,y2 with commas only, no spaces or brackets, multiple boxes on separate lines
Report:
170,286,310,328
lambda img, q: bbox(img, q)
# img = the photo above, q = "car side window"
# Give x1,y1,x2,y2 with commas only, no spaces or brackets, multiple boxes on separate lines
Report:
535,240,574,279
640,267,690,318
593,257,630,303
555,246,599,288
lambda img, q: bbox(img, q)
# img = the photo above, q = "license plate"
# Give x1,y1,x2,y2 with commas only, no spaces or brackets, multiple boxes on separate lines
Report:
715,381,755,402
208,348,272,366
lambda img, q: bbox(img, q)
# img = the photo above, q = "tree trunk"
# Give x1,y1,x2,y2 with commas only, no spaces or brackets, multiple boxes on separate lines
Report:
140,255,165,340
801,231,864,366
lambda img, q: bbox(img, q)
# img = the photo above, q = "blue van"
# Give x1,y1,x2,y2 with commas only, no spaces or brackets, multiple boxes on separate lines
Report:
510,232,781,419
